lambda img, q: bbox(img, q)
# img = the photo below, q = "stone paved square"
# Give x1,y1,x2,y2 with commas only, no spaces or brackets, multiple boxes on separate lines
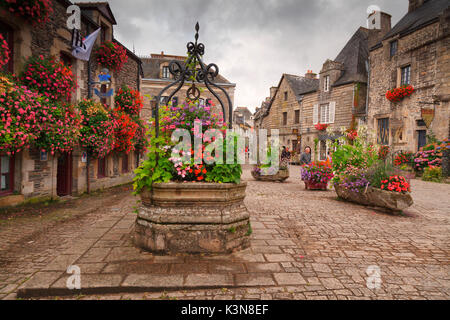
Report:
0,167,449,300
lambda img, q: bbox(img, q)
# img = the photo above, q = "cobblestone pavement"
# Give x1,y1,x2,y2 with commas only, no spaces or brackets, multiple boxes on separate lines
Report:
0,166,449,300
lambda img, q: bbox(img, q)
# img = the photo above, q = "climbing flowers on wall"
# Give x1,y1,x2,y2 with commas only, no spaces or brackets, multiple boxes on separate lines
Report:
20,55,77,102
33,102,82,155
0,34,10,68
78,99,116,158
0,0,53,24
385,85,415,103
0,75,40,155
112,110,139,154
95,41,128,72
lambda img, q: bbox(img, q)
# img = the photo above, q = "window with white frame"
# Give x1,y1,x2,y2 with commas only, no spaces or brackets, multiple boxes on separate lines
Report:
320,104,330,124
319,140,328,161
324,75,330,92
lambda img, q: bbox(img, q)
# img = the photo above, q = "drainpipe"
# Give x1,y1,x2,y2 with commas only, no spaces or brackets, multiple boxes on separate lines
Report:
365,60,370,121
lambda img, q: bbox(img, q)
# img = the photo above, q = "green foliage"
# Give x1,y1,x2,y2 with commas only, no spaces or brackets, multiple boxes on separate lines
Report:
331,139,378,176
246,222,253,236
366,161,395,188
205,163,242,184
228,226,236,234
205,133,242,184
422,166,443,183
132,136,174,194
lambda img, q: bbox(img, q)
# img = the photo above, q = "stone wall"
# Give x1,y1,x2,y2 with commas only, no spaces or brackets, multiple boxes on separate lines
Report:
368,20,450,153
0,0,143,205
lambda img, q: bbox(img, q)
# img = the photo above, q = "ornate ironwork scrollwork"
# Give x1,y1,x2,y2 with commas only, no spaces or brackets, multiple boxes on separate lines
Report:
155,22,233,138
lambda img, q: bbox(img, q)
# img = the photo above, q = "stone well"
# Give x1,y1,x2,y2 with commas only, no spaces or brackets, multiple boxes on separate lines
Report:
134,182,251,254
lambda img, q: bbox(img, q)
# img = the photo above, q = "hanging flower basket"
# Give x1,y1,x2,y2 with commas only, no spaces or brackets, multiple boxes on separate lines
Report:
0,34,10,69
20,55,77,102
114,85,143,116
0,0,53,24
386,85,415,103
95,41,128,72
314,123,329,131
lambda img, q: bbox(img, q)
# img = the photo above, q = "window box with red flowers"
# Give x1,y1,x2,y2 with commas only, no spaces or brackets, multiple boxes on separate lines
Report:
0,0,52,24
314,123,328,131
95,41,128,72
20,55,77,102
385,85,415,103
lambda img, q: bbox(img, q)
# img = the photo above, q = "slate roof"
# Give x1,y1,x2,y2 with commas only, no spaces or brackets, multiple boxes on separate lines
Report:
75,2,117,25
141,56,232,84
284,74,319,98
333,27,369,86
382,0,449,41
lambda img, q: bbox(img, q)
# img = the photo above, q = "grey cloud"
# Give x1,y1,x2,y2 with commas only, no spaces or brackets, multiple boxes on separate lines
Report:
76,0,407,111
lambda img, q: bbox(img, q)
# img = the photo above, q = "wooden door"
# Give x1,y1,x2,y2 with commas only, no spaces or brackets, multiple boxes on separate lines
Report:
57,153,72,196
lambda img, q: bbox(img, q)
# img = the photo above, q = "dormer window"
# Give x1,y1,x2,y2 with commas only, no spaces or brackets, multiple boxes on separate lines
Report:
324,75,330,92
162,66,169,79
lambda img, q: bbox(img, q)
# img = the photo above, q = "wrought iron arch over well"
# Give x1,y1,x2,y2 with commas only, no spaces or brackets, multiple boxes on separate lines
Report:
155,22,233,138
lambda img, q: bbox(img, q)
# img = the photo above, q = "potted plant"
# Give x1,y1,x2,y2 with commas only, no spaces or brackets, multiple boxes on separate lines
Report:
331,126,413,213
251,146,289,182
301,161,333,190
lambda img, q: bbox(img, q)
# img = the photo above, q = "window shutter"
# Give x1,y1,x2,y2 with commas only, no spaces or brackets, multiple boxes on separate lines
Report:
329,102,336,124
313,104,319,125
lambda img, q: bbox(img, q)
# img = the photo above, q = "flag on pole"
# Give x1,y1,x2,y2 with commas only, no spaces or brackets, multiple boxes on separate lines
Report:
71,28,100,61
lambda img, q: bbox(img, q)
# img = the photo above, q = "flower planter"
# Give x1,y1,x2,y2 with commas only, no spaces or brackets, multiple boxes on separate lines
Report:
135,182,251,254
304,180,328,190
251,167,289,182
334,184,413,212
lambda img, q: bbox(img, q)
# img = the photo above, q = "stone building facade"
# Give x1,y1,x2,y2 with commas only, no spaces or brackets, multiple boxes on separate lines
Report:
0,0,143,206
368,0,450,153
140,52,236,123
259,26,371,162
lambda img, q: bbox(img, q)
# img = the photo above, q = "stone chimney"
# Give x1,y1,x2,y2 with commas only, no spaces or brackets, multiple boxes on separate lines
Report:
409,0,425,12
305,70,317,79
368,10,392,48
270,86,278,99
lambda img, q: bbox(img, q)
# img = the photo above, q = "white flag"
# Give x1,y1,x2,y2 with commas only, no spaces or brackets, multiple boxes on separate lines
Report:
71,28,100,61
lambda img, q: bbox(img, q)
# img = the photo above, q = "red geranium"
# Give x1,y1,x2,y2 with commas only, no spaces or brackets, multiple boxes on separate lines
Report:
378,145,389,160
0,0,53,24
95,41,128,72
386,85,415,103
112,110,139,154
314,123,328,131
380,175,411,193
0,33,10,68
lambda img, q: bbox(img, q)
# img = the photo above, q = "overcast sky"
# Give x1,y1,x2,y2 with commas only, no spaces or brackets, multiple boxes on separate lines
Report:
78,0,407,112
